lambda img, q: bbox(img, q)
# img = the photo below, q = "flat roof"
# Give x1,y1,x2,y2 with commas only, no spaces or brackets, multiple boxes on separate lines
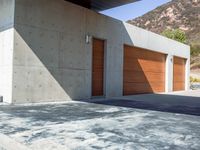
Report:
65,0,139,11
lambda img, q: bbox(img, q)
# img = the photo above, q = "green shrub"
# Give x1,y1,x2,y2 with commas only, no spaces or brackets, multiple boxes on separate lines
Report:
190,76,200,83
161,29,187,44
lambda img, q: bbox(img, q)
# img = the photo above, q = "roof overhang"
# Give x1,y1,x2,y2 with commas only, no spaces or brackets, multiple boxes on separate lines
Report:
65,0,139,11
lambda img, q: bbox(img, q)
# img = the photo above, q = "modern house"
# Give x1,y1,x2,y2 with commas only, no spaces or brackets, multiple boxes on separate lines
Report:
0,0,190,104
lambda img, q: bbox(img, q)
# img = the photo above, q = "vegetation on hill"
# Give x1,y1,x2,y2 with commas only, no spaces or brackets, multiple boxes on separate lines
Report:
161,29,187,44
191,44,200,56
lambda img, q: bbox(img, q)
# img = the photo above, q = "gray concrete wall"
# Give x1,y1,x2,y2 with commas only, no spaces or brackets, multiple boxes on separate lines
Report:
13,0,90,103
0,0,15,103
12,0,190,104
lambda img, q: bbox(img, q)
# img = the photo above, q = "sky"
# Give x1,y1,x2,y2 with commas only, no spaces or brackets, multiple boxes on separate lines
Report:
100,0,171,21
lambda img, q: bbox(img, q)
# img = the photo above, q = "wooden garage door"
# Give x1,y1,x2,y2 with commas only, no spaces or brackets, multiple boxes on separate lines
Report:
92,38,104,96
173,56,186,91
123,45,166,95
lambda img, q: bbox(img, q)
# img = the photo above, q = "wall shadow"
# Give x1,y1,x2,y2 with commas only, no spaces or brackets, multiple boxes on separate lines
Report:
12,17,166,103
84,94,200,116
13,23,158,102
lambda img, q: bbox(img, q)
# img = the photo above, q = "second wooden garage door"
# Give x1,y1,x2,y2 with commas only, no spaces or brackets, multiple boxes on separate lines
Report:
173,56,186,91
123,45,166,95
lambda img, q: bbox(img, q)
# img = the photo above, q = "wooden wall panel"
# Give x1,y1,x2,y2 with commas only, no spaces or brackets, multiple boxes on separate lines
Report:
123,45,166,95
173,56,186,91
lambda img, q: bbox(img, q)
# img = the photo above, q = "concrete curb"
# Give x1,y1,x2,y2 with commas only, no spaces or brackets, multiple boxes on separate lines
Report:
0,133,31,150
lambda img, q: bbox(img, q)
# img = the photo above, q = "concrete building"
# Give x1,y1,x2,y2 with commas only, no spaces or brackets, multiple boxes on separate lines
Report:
0,0,190,104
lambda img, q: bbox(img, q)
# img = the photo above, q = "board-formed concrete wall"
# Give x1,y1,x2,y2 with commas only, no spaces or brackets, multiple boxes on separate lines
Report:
9,0,190,103
0,0,15,103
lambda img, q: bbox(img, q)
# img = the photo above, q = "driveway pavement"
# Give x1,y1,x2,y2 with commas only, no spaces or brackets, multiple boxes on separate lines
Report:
94,91,200,116
0,91,200,150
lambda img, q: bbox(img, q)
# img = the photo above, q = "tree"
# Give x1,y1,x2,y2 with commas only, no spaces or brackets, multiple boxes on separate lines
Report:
161,29,187,44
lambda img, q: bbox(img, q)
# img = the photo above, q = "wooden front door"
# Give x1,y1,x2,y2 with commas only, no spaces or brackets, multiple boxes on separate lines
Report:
92,38,104,96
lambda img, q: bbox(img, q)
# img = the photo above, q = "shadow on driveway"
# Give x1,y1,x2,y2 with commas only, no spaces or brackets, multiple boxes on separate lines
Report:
83,94,200,116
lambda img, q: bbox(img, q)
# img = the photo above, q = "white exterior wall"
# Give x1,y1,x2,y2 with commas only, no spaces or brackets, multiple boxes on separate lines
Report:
0,0,15,103
8,0,190,103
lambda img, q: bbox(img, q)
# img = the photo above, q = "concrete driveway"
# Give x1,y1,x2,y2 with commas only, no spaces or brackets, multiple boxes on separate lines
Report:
0,91,200,150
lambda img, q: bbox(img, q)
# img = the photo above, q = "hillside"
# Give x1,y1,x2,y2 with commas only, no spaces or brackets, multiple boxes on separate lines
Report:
127,0,200,77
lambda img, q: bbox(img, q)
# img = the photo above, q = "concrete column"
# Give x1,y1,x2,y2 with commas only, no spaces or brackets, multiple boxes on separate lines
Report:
185,58,190,90
165,54,173,92
0,0,15,103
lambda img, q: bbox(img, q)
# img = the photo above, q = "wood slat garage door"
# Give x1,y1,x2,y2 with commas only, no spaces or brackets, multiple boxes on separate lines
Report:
123,45,166,95
173,56,186,91
92,38,104,96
